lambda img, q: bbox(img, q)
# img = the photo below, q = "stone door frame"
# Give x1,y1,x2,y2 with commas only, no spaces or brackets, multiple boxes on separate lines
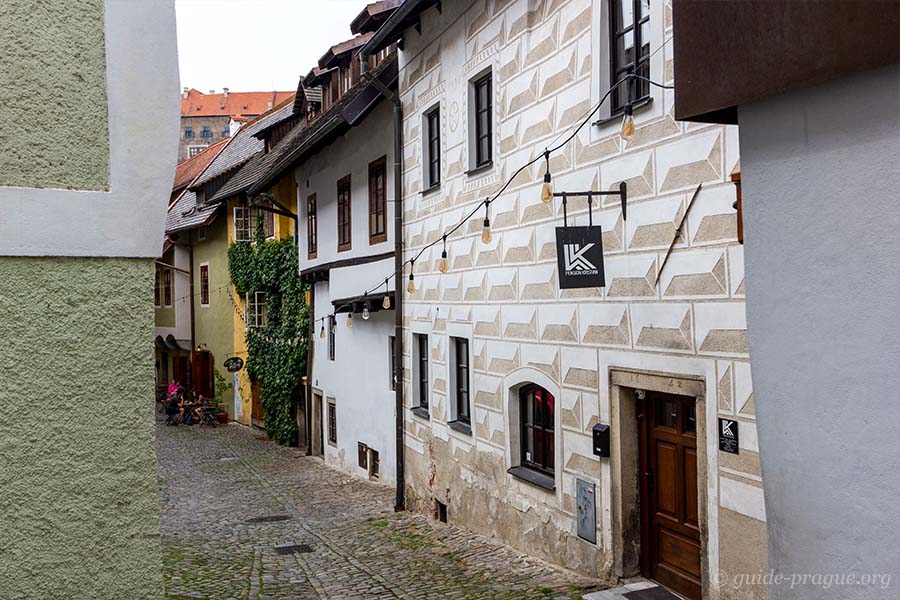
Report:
608,367,713,599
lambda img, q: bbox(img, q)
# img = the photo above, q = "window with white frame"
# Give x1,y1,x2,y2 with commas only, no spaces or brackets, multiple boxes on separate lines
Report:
609,0,651,114
412,333,429,415
246,292,267,328
423,106,440,190
234,204,251,242
327,315,336,361
468,71,493,171
449,336,471,431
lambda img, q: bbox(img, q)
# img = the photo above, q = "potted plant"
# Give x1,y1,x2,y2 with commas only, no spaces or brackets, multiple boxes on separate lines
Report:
213,369,231,424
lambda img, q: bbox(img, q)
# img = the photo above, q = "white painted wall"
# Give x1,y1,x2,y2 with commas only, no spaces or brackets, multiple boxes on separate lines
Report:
156,244,192,343
739,64,900,599
295,101,395,270
0,0,180,257
299,99,397,484
311,279,396,483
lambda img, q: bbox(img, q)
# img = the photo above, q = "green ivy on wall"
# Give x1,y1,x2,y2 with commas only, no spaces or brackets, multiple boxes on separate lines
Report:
228,223,308,446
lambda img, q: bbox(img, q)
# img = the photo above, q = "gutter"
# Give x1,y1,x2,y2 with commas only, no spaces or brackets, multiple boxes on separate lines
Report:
360,50,405,512
358,0,433,57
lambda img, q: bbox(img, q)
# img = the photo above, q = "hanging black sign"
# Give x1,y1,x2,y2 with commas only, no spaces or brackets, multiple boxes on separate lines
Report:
224,356,244,373
556,226,605,289
718,418,739,454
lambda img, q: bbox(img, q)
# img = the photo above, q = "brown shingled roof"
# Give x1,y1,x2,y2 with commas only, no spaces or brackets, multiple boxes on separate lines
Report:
172,138,229,193
181,89,295,118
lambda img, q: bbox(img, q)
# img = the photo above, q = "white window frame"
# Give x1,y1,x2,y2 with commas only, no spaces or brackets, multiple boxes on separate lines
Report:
233,204,251,242
447,323,474,431
199,262,210,307
421,103,441,193
590,0,666,137
245,291,267,328
411,332,430,416
467,67,494,173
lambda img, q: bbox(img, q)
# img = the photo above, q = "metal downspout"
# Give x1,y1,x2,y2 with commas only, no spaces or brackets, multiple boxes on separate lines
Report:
360,53,405,512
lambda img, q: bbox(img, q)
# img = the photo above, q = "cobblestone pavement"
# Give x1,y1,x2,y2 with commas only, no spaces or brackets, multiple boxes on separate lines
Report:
157,419,608,600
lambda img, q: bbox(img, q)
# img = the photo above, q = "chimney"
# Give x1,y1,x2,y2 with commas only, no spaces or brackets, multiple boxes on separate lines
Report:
182,86,189,99
209,89,215,94
223,87,229,97
267,100,273,110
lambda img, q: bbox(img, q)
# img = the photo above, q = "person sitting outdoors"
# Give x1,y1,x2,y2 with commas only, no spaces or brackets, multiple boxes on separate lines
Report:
165,388,182,425
191,395,210,424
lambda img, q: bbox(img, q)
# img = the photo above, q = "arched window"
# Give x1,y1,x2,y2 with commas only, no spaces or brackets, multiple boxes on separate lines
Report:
520,384,555,475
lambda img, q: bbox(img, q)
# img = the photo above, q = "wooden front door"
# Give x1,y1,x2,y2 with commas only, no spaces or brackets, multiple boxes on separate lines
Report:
639,390,702,599
251,380,265,427
192,351,213,399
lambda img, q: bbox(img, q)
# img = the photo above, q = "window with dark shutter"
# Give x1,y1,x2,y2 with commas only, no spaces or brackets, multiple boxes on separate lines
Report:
473,74,493,168
154,268,161,307
337,175,351,251
307,194,318,258
328,315,336,361
368,157,386,244
200,264,210,306
426,108,440,189
414,333,429,412
609,0,651,114
454,337,470,425
163,269,172,307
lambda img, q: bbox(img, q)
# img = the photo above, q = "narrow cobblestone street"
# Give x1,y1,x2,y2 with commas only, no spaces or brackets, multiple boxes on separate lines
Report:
157,419,607,599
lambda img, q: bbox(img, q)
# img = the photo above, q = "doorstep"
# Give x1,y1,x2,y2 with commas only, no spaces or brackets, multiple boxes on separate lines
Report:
584,578,686,600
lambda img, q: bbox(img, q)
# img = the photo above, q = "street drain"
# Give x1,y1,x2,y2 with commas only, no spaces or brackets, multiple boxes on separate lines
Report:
274,543,314,555
247,515,292,524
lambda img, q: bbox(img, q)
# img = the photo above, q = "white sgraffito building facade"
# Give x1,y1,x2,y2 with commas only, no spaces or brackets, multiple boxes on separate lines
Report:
382,1,767,596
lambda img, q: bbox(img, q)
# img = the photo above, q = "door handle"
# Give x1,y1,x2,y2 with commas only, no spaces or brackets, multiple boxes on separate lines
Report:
645,467,654,491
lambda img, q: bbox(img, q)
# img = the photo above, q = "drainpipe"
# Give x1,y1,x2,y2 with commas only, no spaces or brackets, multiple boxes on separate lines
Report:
360,52,405,512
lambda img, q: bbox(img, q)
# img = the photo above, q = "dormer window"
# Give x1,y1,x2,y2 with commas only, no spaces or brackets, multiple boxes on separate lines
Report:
340,67,352,95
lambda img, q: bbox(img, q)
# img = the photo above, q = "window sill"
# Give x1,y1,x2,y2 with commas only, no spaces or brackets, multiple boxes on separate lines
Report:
508,465,556,492
421,183,441,197
337,246,352,253
465,162,494,177
448,420,472,435
411,406,430,420
593,96,653,127
369,235,387,245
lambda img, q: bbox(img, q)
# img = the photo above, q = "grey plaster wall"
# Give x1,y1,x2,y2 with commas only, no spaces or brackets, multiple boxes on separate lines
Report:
739,64,900,599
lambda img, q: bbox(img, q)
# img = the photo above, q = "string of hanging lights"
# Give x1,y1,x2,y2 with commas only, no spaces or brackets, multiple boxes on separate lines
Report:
309,69,675,330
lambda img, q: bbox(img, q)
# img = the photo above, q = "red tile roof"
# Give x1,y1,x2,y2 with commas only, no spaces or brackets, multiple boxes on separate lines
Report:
172,137,229,193
181,89,295,118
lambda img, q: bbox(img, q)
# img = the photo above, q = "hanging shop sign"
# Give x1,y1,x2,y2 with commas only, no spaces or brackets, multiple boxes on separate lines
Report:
223,356,244,373
556,226,605,289
718,418,739,454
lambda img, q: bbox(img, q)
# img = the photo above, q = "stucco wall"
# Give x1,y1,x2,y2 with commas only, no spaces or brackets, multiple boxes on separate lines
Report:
739,64,900,599
191,219,236,417
0,0,109,190
0,257,164,599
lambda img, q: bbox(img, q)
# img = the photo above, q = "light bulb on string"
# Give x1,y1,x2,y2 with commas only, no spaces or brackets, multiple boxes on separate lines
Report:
481,201,492,244
407,260,417,294
346,311,353,328
540,149,553,202
620,103,635,141
382,279,391,309
439,236,449,273
319,323,325,339
362,295,370,320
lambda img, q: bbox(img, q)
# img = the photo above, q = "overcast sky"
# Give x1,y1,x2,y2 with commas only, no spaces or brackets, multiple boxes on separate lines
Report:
176,0,368,93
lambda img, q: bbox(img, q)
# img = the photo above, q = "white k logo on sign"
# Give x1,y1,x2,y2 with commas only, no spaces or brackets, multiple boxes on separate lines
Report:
721,420,735,438
563,243,596,271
